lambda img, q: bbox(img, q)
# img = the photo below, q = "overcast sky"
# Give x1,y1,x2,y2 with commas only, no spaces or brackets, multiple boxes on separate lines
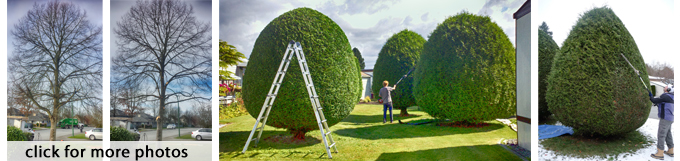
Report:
220,0,526,69
111,0,212,112
7,0,103,59
536,0,675,68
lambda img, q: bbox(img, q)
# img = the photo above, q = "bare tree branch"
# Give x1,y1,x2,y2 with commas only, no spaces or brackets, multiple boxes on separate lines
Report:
112,0,211,141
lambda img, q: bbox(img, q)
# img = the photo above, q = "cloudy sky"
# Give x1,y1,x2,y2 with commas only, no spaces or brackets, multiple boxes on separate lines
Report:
536,0,675,68
111,0,212,112
220,0,527,69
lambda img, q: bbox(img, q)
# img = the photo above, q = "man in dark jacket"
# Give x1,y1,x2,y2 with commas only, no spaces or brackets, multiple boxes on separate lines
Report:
650,85,674,160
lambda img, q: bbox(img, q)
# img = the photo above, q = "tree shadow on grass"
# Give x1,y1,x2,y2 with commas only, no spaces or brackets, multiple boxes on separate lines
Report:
334,120,505,140
375,145,523,161
341,114,421,124
219,130,321,153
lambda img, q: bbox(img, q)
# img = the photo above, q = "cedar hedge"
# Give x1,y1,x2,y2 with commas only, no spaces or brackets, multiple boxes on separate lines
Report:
110,126,138,141
538,29,559,120
546,7,651,136
242,8,361,137
413,12,516,123
372,29,425,115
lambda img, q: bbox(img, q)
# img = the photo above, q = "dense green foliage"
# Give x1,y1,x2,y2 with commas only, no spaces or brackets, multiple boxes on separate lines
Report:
242,8,361,135
220,92,248,120
110,126,137,141
538,29,559,120
413,12,516,122
546,7,651,136
372,29,425,115
219,40,246,81
7,126,26,141
353,47,365,70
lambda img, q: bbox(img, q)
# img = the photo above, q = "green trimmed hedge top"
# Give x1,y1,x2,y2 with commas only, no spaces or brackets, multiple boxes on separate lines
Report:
538,29,559,119
242,8,361,133
372,29,426,109
413,12,516,122
546,7,650,136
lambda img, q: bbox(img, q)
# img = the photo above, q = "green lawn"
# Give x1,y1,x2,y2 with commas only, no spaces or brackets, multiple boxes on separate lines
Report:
68,133,88,139
220,104,521,160
176,134,194,139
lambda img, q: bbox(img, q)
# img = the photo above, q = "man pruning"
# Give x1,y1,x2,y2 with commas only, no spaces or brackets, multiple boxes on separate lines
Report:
379,80,396,123
650,84,674,160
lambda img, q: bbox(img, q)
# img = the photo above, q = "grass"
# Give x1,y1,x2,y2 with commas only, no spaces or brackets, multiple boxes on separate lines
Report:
220,104,521,160
67,133,88,139
540,115,654,159
176,134,194,140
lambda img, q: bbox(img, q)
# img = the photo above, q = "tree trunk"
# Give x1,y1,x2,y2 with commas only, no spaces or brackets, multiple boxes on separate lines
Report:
49,116,57,141
291,129,307,141
400,108,409,116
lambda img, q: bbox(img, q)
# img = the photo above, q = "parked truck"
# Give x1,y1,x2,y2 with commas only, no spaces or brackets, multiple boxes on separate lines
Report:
58,118,78,129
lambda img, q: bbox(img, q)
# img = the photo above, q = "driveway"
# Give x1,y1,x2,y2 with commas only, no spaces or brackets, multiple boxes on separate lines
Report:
137,128,201,141
33,127,98,141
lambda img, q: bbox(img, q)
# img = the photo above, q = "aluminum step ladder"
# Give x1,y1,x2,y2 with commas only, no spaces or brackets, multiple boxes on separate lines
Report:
242,40,339,159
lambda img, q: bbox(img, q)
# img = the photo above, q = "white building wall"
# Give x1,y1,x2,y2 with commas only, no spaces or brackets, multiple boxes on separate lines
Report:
516,12,531,151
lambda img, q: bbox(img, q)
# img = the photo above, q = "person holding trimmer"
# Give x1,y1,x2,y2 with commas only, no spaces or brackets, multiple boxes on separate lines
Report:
650,84,674,160
379,80,396,123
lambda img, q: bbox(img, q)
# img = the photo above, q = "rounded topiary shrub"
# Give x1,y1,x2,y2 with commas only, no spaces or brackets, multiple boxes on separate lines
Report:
538,29,559,120
243,7,361,139
413,12,516,123
546,7,650,136
372,29,425,116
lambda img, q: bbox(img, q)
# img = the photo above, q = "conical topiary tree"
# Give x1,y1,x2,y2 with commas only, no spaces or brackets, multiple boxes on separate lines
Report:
372,29,426,116
413,12,516,123
242,7,361,140
538,28,559,120
546,7,651,136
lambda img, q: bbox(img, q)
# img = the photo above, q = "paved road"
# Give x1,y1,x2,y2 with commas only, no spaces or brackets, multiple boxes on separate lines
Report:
33,127,98,141
137,128,201,141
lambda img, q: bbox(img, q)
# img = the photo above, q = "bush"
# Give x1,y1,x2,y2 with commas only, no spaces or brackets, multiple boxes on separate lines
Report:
242,7,361,138
110,126,137,141
538,29,559,120
8,126,26,141
413,12,516,123
546,7,651,136
24,132,34,141
362,96,371,103
372,29,425,116
219,97,248,120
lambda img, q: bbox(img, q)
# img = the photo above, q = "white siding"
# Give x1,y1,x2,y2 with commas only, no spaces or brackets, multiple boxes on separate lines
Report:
516,12,531,151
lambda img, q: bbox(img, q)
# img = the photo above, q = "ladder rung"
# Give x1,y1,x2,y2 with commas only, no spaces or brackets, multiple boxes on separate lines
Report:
329,143,336,148
274,83,281,86
257,126,264,130
317,107,323,111
325,131,332,136
251,138,257,142
268,94,276,97
320,120,327,124
303,72,310,75
299,60,306,63
311,95,319,98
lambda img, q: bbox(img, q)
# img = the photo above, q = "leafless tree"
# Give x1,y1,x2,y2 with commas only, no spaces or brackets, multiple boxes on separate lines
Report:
9,0,102,141
113,0,211,141
646,61,674,84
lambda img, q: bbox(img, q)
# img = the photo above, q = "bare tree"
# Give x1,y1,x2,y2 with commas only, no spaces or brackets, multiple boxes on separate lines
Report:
9,0,102,141
646,61,674,84
113,0,211,141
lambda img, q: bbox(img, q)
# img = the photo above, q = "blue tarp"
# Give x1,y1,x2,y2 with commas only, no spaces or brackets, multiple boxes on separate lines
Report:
539,125,574,140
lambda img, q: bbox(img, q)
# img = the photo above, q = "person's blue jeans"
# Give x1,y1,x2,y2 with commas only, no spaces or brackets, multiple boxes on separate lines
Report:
383,103,393,122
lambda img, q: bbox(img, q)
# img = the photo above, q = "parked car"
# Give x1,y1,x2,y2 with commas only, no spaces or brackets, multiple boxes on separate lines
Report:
85,128,103,140
167,124,176,129
191,128,212,140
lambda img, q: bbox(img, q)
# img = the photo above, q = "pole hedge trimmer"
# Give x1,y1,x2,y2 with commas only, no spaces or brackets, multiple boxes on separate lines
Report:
620,53,650,94
379,68,415,104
